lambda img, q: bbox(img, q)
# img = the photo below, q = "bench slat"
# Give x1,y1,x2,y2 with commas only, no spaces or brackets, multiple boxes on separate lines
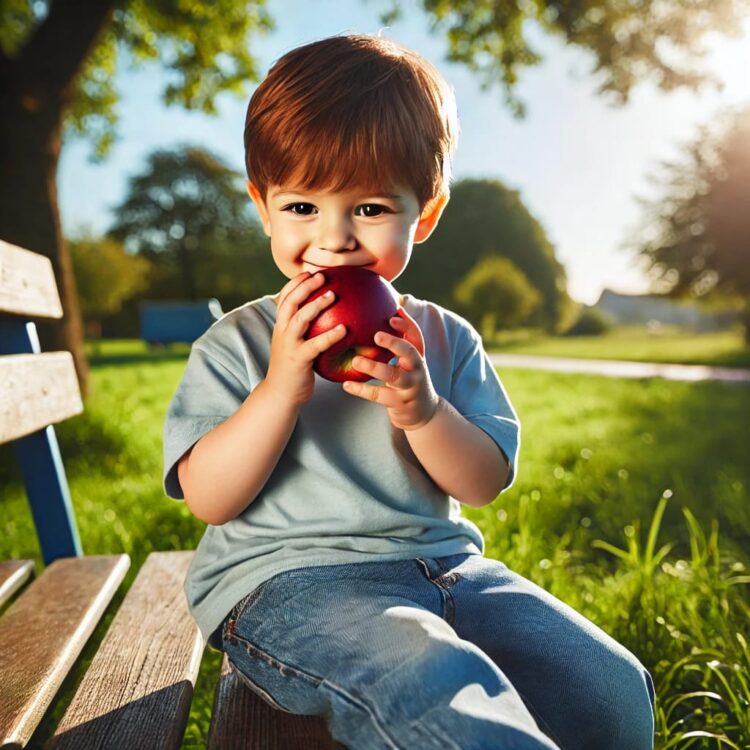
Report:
208,654,343,750
0,559,35,609
0,352,83,444
0,554,130,748
50,551,202,749
0,240,62,318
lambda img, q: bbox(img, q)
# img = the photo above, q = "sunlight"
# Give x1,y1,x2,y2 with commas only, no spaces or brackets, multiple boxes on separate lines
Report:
702,19,750,104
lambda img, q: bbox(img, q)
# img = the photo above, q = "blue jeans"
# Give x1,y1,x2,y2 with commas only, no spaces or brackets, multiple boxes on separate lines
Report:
221,553,654,749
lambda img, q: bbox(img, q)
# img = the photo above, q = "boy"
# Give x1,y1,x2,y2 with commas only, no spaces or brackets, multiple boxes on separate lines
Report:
164,33,654,749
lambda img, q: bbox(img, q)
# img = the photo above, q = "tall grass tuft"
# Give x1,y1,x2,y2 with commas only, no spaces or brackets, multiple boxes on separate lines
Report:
590,495,750,746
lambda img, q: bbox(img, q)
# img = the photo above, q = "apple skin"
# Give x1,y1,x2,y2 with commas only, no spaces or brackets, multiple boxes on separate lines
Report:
304,266,403,383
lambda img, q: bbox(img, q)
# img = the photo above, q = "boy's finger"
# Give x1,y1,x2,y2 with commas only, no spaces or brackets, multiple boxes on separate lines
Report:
374,331,419,370
302,323,347,358
276,272,312,310
290,289,336,334
351,356,403,387
277,272,326,323
394,308,426,355
342,380,400,407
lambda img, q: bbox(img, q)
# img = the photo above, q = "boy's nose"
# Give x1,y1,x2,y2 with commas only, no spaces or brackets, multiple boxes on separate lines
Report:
315,217,357,253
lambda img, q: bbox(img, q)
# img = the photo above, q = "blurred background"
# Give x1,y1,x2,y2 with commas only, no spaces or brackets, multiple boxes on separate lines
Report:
2,1,749,746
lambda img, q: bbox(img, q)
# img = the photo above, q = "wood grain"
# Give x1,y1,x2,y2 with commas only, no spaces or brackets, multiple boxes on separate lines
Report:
208,654,343,750
0,240,62,319
0,554,130,748
0,559,34,609
50,551,203,750
0,352,83,444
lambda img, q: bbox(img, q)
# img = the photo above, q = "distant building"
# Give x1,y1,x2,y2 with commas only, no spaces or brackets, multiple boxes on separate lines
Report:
593,290,737,331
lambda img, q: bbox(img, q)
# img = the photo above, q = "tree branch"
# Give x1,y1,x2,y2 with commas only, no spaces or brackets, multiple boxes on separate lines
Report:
14,0,120,115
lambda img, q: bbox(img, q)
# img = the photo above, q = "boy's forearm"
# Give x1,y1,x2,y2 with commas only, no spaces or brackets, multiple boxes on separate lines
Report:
180,379,299,525
404,398,510,508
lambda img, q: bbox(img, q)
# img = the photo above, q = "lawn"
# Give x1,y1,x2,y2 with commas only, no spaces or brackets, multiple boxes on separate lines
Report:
489,325,750,368
1,341,748,747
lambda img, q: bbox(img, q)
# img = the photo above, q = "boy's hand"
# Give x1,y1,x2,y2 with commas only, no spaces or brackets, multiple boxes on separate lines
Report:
342,308,439,431
266,272,348,406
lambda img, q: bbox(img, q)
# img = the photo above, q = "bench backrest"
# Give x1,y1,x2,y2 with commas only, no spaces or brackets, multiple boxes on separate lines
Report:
0,239,84,563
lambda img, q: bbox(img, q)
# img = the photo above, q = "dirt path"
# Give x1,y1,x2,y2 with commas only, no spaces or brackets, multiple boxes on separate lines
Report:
488,353,750,384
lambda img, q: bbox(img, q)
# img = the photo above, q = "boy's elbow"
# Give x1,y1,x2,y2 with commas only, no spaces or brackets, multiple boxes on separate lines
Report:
460,461,511,508
185,495,228,525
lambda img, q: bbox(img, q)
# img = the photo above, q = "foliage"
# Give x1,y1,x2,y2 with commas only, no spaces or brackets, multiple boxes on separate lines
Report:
454,256,541,336
69,235,151,324
399,179,569,331
3,0,747,155
381,0,750,117
628,106,750,339
108,145,284,307
0,0,274,159
563,306,613,336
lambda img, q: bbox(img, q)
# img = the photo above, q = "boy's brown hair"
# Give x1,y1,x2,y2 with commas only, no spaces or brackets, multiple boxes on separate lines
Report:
244,34,458,209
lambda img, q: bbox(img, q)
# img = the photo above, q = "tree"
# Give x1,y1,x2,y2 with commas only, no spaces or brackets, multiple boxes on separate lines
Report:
454,257,541,338
2,0,746,394
69,234,150,342
0,0,272,395
386,0,749,116
398,179,570,331
627,107,750,340
109,146,283,307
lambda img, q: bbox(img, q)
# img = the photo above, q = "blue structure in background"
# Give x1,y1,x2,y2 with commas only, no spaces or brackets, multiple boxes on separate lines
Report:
139,299,223,345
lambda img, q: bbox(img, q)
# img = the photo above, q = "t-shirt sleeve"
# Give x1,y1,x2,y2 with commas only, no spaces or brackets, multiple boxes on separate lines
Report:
449,324,520,490
163,344,249,499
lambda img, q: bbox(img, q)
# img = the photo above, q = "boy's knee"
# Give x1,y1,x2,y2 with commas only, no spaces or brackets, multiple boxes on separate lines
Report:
595,655,655,750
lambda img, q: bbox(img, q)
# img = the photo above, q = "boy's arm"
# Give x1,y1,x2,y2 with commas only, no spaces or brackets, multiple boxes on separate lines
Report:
342,309,512,508
177,379,299,525
403,398,510,508
177,271,347,525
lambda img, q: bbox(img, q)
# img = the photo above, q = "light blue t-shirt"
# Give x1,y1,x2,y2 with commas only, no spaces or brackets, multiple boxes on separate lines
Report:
163,293,520,647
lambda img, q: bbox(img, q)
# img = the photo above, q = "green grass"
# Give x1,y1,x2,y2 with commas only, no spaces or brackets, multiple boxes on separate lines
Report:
488,325,750,368
1,341,748,747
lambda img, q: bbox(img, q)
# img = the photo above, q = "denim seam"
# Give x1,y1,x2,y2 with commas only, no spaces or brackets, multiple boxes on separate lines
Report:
512,683,567,749
226,629,404,750
411,718,463,750
225,629,323,689
227,657,292,713
233,578,273,621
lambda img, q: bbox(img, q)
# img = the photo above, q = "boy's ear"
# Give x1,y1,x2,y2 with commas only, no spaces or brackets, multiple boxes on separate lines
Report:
414,192,449,244
246,181,271,237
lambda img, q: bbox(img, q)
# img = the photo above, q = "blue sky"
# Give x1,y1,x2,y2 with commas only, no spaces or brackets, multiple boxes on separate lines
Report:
58,1,750,304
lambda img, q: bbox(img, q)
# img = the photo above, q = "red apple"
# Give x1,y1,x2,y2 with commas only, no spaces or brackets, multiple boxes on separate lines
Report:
304,266,403,382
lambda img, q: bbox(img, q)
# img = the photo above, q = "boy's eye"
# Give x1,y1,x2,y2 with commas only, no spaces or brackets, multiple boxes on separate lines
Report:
355,204,389,217
285,203,316,215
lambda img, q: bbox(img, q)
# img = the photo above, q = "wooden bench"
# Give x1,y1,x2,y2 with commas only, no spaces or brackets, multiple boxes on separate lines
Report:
0,239,340,749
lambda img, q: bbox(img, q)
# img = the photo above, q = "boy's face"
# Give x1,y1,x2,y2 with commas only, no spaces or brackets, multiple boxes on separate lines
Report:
247,181,447,282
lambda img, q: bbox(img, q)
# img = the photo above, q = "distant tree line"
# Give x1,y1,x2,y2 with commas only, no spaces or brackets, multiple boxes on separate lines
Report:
627,106,750,341
4,0,746,395
71,146,573,339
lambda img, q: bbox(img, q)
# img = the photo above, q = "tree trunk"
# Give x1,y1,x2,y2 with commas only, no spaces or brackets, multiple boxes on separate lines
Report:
0,0,120,399
742,305,750,345
0,83,90,397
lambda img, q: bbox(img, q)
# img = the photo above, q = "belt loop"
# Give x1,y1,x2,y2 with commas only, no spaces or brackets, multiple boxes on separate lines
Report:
415,558,431,579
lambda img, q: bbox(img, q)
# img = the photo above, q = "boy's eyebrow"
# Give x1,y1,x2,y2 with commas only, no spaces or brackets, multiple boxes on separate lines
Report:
269,188,403,201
